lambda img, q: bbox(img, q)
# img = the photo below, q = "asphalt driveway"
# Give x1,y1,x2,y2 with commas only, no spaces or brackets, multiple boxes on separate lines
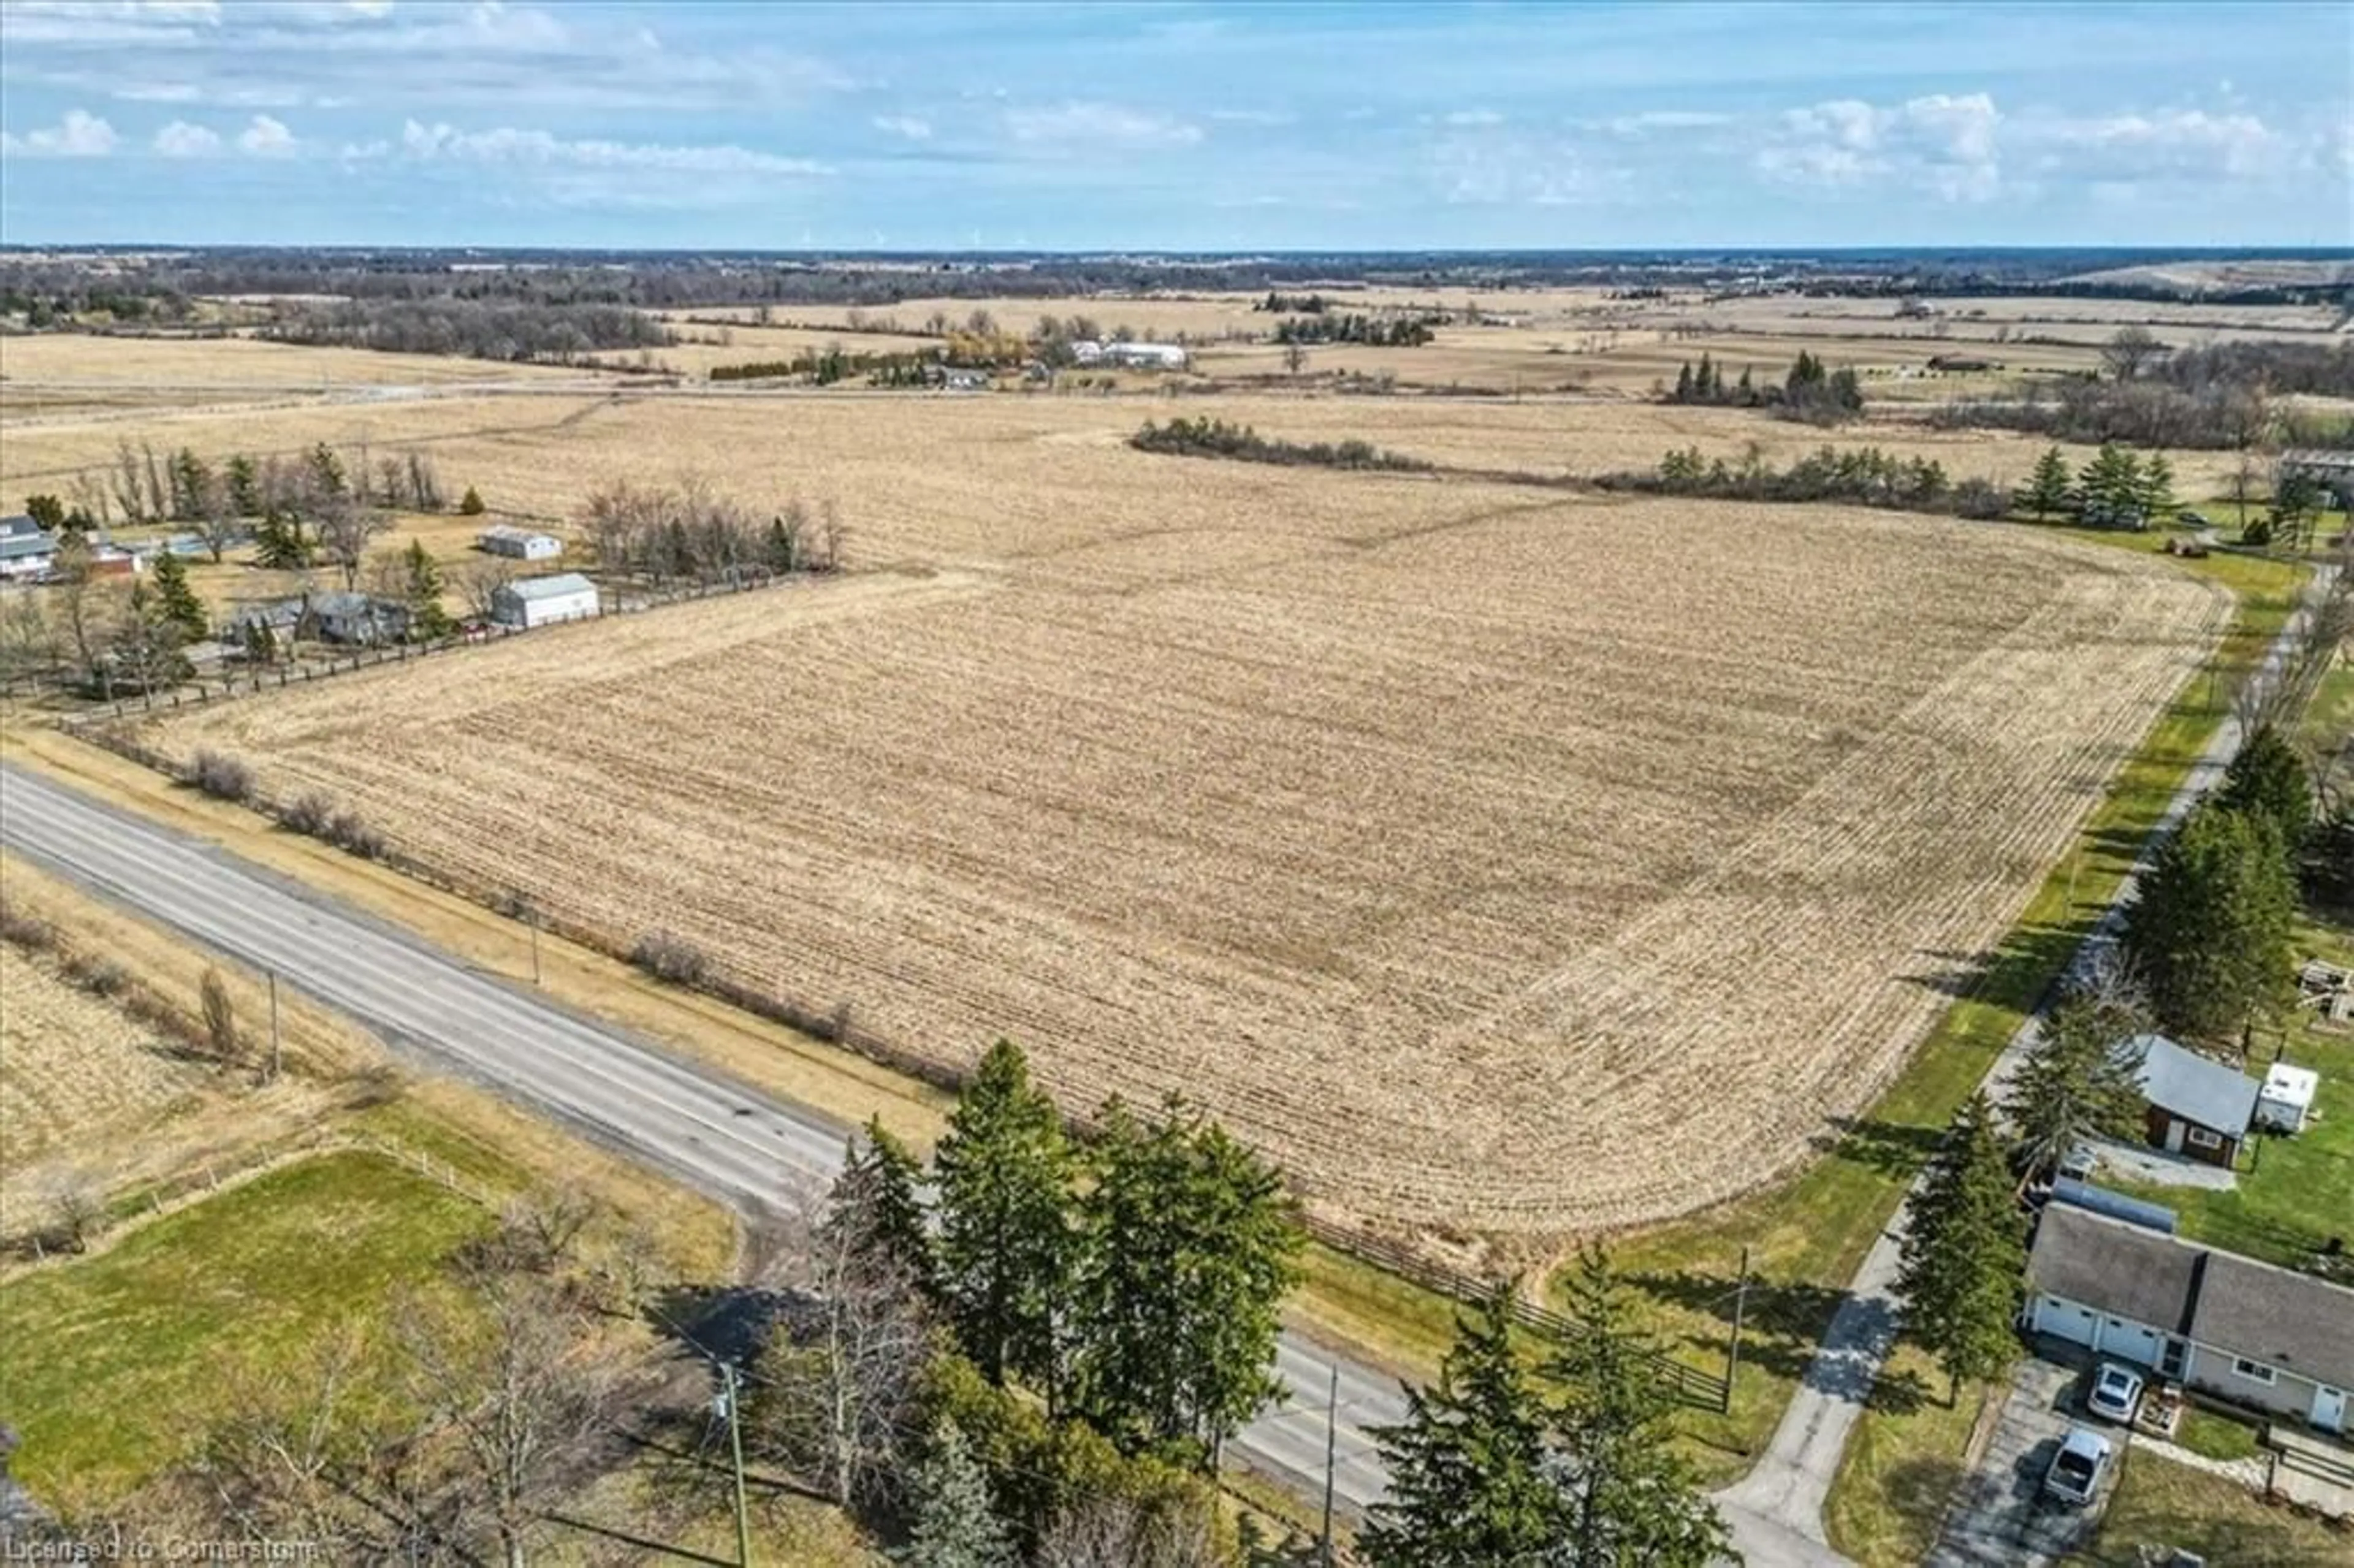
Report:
1927,1357,2111,1567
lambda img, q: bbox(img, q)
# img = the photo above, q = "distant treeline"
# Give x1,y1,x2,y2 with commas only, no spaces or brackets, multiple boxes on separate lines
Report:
1273,313,1436,347
1935,341,2354,451
1601,444,2010,519
710,349,929,386
259,298,671,362
1130,416,1430,472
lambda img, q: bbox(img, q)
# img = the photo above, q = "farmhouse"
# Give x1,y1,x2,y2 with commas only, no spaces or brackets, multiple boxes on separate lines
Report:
2122,1033,2260,1168
490,572,598,630
477,525,562,561
222,593,406,647
2025,1204,2352,1435
0,516,56,580
2280,450,2354,510
1073,340,1189,370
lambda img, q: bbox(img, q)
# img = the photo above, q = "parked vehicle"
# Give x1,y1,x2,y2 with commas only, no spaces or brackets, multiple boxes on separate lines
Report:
2057,1143,2100,1181
2087,1362,2145,1423
2043,1426,2113,1507
2179,509,2212,528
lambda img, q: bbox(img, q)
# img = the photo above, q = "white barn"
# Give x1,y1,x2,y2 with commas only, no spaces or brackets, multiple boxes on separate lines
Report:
490,573,599,630
479,525,563,561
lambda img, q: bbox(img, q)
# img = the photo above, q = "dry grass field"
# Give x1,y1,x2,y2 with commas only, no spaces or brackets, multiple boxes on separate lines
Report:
144,462,2226,1234
0,944,200,1174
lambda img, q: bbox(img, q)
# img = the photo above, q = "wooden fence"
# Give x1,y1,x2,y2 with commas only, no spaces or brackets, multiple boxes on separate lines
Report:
1301,1215,1736,1412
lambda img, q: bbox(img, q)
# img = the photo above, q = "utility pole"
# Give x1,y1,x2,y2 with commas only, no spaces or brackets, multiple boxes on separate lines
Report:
267,969,281,1083
1724,1244,1751,1415
528,908,541,988
1320,1361,1339,1567
720,1361,752,1568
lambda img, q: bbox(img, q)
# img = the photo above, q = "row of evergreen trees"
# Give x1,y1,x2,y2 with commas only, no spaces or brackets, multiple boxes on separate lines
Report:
2019,443,2175,528
1359,1255,1729,1567
1666,351,1865,424
760,1042,1303,1563
1271,313,1436,348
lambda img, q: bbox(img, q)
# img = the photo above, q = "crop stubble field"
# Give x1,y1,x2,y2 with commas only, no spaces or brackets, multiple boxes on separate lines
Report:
135,403,2228,1234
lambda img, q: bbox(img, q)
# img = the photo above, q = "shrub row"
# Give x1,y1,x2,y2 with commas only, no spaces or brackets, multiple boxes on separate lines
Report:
1129,416,1430,472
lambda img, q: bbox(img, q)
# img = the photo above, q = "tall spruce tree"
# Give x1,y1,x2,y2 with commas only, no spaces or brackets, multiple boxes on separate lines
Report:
2123,798,2298,1043
147,549,208,643
934,1040,1074,1398
401,539,452,642
897,1418,1016,1568
836,1117,937,1297
2003,988,2150,1185
1547,1249,1730,1567
1361,1285,1560,1568
2025,447,2073,523
2215,723,2312,861
1069,1097,1301,1463
1894,1094,2027,1402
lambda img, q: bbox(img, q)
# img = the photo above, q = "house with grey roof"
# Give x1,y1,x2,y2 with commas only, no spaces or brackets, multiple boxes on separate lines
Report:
2119,1033,2261,1169
0,515,57,581
2025,1203,2351,1435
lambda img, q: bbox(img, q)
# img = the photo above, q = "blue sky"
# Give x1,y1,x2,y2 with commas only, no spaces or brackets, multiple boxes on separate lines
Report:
1,1,2347,249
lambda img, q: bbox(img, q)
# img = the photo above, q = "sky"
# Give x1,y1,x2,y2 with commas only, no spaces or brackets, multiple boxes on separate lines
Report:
0,1,2348,251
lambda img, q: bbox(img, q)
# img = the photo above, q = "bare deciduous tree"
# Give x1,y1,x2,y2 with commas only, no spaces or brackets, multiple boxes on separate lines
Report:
455,557,516,621
199,967,241,1067
316,497,392,592
2100,325,2166,382
1036,1496,1229,1568
747,1185,932,1513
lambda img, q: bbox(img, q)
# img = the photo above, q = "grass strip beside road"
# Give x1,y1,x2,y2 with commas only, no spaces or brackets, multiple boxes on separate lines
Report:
2068,1447,2352,1566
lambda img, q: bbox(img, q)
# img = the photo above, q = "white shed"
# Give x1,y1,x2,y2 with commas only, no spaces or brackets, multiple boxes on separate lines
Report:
490,572,599,630
2257,1062,2320,1133
479,525,563,561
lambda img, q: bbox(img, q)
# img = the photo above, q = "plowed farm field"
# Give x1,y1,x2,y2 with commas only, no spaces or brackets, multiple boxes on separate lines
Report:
143,481,2225,1235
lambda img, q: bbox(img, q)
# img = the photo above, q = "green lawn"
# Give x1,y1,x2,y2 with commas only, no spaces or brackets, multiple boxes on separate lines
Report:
0,1149,489,1501
1586,544,2309,1486
1820,1346,1994,1567
2064,1447,2352,1566
2173,1404,2264,1465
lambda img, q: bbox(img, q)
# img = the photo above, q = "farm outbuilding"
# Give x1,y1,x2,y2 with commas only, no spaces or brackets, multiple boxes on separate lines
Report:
478,525,563,561
2120,1033,2261,1169
0,516,56,580
490,573,599,630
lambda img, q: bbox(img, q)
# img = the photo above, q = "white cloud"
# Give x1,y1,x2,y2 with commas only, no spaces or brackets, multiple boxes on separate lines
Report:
1763,92,2003,202
398,118,825,175
1444,108,1504,127
2030,108,2280,179
871,114,931,141
152,118,221,156
237,112,295,154
1597,109,1731,136
0,107,119,157
1004,102,1202,150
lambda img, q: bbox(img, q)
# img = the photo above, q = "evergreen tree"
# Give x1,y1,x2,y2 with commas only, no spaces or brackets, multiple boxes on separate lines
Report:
934,1040,1075,1398
23,494,65,531
459,484,487,517
2136,452,2177,519
253,506,311,569
2025,447,2073,523
401,539,452,642
896,1418,1016,1568
2003,988,2149,1184
1069,1097,1301,1463
1694,352,1716,401
148,549,208,644
1734,364,1754,404
2077,443,2141,523
1893,1094,2026,1402
1672,362,1694,403
224,454,261,516
1545,1249,1730,1567
2215,723,2313,859
1360,1285,1560,1568
2123,798,2298,1043
836,1116,936,1298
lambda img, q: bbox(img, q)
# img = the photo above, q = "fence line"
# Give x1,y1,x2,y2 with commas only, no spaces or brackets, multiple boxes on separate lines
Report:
1300,1214,1734,1411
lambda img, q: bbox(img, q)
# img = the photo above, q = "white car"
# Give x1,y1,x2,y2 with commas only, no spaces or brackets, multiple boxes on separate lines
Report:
2057,1143,2100,1181
2043,1426,2114,1507
2086,1362,2144,1423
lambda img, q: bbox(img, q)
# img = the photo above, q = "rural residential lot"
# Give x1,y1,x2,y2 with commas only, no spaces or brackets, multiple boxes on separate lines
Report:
2,245,2348,1564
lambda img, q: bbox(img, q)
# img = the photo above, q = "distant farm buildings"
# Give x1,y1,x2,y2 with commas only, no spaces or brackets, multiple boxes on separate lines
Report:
1070,340,1189,370
2280,450,2354,510
0,516,56,580
478,525,563,561
490,572,599,630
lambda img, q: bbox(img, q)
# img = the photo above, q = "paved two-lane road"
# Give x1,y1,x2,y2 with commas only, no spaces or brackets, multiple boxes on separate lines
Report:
0,761,1406,1513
